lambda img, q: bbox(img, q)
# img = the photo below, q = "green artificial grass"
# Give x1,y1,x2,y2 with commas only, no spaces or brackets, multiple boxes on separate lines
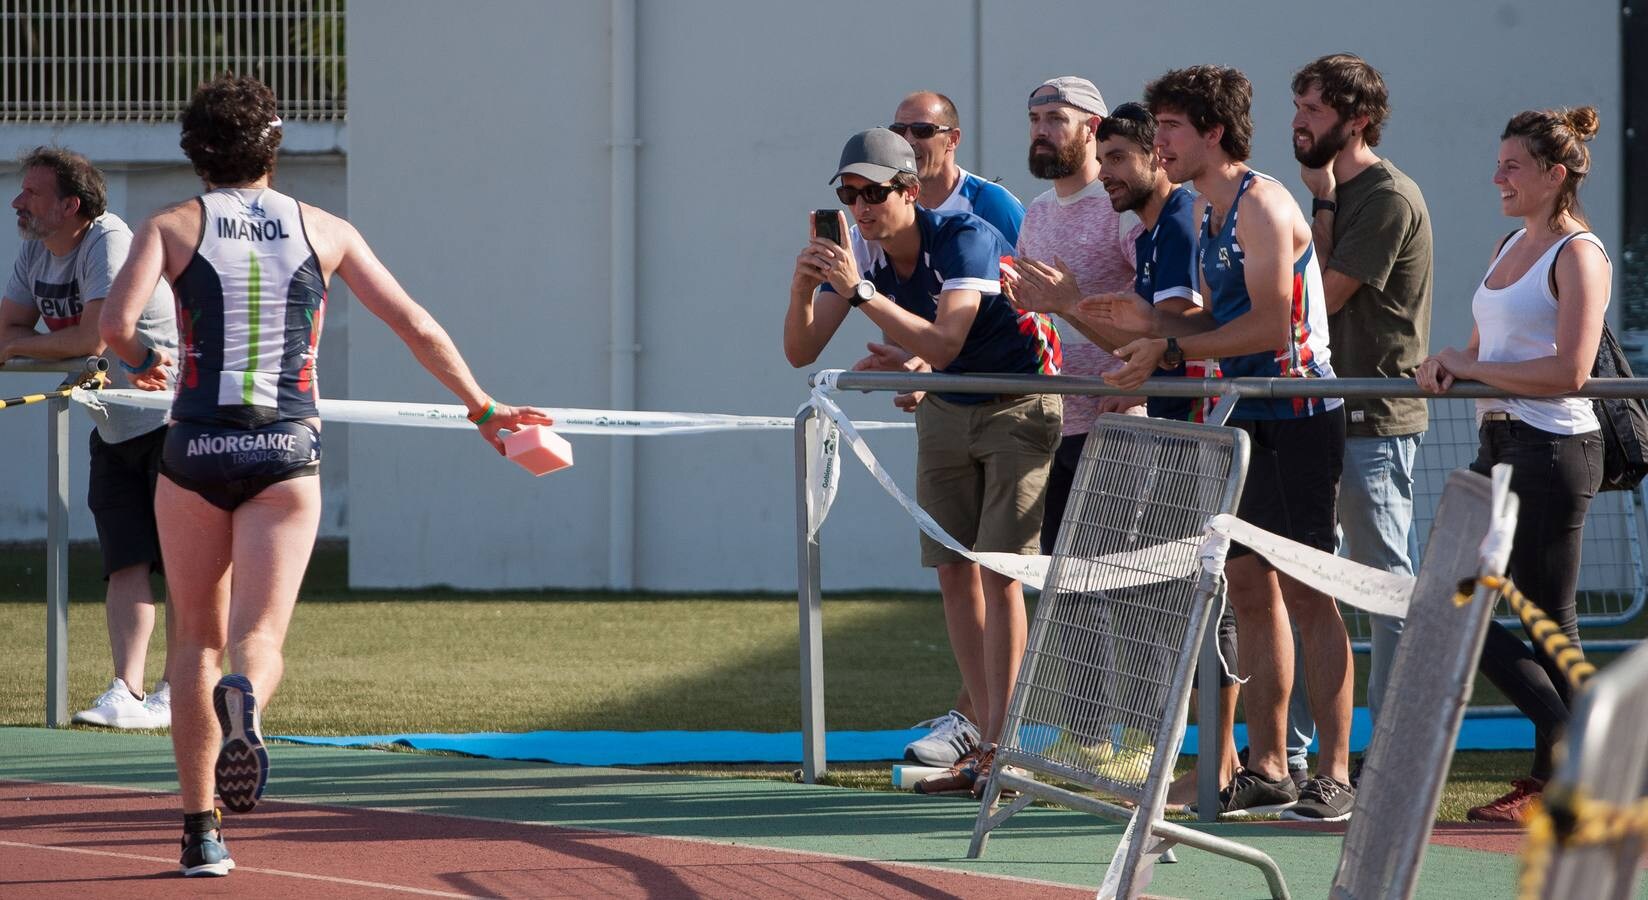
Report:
0,540,1636,822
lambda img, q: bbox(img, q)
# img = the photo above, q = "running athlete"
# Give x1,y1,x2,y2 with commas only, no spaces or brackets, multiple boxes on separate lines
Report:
1091,66,1354,822
100,74,553,877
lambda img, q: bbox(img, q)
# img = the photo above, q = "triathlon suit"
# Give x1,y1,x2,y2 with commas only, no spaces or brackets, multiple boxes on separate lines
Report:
1200,170,1343,555
160,188,326,511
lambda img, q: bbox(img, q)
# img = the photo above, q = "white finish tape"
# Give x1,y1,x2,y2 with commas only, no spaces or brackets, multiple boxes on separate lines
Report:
809,386,1050,589
75,388,913,437
1205,513,1416,617
801,409,842,538
805,383,1417,622
1480,464,1518,575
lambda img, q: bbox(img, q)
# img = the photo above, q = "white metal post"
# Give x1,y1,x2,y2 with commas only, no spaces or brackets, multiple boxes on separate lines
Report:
45,394,69,726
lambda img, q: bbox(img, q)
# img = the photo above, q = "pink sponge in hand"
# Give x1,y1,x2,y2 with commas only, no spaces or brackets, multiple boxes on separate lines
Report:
502,425,574,476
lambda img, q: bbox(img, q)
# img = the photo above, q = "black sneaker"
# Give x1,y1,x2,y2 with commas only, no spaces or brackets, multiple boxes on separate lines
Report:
1281,775,1356,822
1237,747,1308,792
1212,767,1299,818
1289,766,1309,790
179,809,234,877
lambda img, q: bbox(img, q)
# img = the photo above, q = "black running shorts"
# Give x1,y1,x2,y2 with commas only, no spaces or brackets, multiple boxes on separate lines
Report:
161,419,321,512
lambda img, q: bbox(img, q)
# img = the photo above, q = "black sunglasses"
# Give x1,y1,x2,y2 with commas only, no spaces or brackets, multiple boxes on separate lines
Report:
835,182,900,206
888,121,953,140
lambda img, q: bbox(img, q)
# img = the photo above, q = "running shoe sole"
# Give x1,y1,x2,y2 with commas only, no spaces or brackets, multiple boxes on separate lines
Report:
213,675,268,813
1216,801,1296,819
1279,807,1352,823
180,857,236,877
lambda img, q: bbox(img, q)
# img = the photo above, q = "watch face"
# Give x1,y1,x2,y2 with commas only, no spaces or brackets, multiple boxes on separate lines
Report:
855,281,875,301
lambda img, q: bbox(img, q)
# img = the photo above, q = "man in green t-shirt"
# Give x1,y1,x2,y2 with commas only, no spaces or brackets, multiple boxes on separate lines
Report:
1289,53,1433,797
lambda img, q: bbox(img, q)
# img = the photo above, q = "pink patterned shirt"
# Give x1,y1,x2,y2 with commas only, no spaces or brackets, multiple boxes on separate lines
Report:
1017,179,1144,435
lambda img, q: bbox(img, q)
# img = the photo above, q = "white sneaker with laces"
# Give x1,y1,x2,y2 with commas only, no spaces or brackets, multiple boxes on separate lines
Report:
142,680,172,729
72,677,161,728
903,710,981,766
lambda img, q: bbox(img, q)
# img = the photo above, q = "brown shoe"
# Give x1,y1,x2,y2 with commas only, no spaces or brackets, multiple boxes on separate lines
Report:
1467,777,1545,823
969,747,998,799
915,748,980,795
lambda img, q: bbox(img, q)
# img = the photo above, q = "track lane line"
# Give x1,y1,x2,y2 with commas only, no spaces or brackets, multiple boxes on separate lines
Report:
0,839,484,898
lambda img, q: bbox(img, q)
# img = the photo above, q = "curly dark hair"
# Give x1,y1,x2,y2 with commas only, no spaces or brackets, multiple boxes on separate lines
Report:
19,146,107,219
179,73,282,185
1143,65,1253,162
1291,53,1390,147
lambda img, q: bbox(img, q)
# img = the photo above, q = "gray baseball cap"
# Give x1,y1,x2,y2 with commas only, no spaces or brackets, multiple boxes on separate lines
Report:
1029,76,1108,118
830,128,919,184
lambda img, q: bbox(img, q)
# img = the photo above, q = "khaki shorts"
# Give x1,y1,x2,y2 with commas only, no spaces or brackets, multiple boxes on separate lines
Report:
915,393,1063,567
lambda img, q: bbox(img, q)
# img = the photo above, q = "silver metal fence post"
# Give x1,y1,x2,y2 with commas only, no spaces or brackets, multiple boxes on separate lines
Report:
1196,598,1222,822
794,407,826,783
45,394,69,726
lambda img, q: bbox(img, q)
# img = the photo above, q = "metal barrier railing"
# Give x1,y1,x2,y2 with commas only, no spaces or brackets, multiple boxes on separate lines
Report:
3,356,106,726
1331,467,1513,899
795,372,1648,784
1335,397,1648,650
965,414,1287,897
0,0,346,123
1524,641,1648,899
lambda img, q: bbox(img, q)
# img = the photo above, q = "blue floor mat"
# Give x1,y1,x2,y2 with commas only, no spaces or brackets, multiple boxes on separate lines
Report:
276,708,1532,766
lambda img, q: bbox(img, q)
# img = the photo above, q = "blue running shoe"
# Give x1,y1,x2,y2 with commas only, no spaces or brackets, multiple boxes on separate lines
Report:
179,809,235,877
213,674,268,813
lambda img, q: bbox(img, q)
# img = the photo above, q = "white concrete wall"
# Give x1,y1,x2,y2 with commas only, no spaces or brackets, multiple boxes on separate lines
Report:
347,0,1621,591
0,126,349,540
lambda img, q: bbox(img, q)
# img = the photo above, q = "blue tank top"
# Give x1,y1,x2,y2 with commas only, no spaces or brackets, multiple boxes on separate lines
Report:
171,188,327,427
1199,170,1337,420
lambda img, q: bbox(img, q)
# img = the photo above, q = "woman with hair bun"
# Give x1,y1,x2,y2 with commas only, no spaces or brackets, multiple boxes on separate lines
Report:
1418,105,1609,823
100,74,554,875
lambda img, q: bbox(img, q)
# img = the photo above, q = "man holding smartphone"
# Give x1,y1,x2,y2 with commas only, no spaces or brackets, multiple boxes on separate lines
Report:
853,92,1028,768
784,128,1062,799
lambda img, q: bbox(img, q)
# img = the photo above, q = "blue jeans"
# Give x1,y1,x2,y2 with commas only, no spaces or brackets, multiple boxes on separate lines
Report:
1285,434,1419,765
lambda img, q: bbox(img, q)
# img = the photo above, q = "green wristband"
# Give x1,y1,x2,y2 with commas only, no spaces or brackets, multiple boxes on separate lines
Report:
474,403,496,426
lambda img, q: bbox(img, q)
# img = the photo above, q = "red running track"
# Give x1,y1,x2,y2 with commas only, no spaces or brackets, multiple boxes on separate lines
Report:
0,780,1093,898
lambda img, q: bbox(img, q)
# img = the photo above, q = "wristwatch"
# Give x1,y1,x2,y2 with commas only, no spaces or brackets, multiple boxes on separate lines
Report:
1311,197,1338,216
1161,337,1184,369
850,280,876,308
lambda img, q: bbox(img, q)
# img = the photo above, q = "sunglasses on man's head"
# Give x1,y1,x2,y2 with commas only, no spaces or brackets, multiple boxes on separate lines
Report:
888,122,953,140
835,183,900,206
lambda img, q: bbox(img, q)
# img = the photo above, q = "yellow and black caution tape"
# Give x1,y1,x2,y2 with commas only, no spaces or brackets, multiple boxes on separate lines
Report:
1455,575,1643,897
1519,789,1648,898
1453,574,1595,690
0,369,106,412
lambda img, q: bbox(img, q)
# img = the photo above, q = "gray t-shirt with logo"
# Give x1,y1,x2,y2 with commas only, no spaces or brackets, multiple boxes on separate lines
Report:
5,213,176,443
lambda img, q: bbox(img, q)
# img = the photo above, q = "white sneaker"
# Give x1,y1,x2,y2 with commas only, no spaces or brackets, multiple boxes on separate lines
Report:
903,709,981,766
142,680,172,729
72,677,162,729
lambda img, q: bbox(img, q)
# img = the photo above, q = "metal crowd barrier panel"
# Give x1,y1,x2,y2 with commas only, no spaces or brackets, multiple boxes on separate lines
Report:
1524,640,1648,899
964,413,1287,899
1338,397,1648,650
1,356,107,727
795,371,1648,793
1330,466,1517,899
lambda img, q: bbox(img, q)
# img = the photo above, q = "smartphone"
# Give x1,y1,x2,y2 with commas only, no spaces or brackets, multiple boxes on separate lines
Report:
812,209,842,247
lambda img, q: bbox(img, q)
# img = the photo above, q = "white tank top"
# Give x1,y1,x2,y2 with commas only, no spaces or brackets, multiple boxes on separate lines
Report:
1472,230,1607,435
